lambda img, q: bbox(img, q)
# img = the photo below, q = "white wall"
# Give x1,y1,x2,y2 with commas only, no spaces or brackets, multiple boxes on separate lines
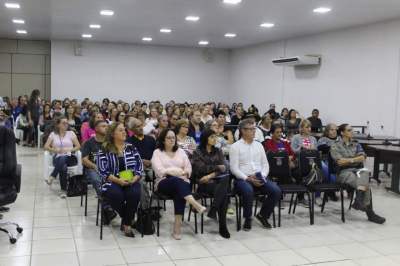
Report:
51,41,230,103
230,19,400,136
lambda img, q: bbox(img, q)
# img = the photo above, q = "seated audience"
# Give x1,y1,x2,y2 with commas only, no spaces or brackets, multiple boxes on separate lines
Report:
107,108,118,125
81,120,117,224
44,116,81,198
126,118,156,175
230,105,244,126
169,114,179,131
151,129,206,240
97,122,143,237
279,108,289,128
330,124,385,224
223,105,231,124
191,129,230,238
290,119,318,154
286,109,301,136
265,103,280,120
200,105,213,124
230,119,281,231
17,106,34,146
155,115,169,138
145,108,159,128
188,110,204,145
234,114,264,143
207,119,233,155
264,124,296,168
308,109,323,133
116,112,126,124
258,114,273,138
175,119,197,156
81,112,104,143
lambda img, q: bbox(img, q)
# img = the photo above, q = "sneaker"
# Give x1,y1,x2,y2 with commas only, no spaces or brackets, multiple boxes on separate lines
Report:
45,176,54,185
243,218,252,231
256,213,272,229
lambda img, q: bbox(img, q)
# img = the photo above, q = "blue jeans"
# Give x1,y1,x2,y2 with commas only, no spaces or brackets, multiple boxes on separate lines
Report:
103,182,141,226
235,173,282,219
157,176,192,215
51,155,68,191
85,169,102,196
321,161,336,183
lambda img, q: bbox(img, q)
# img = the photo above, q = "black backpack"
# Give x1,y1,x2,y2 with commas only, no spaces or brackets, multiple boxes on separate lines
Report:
135,208,155,235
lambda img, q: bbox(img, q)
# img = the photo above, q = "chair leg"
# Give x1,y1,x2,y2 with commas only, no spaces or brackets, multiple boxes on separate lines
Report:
80,194,83,207
293,194,298,214
254,196,259,216
188,206,192,222
194,212,198,234
278,199,281,227
157,199,160,237
311,192,315,225
340,188,345,223
272,207,276,228
321,192,327,213
0,227,15,243
288,194,294,214
96,199,100,226
307,192,313,225
84,190,88,217
163,200,166,211
201,213,204,234
100,203,104,240
235,196,240,231
348,189,354,210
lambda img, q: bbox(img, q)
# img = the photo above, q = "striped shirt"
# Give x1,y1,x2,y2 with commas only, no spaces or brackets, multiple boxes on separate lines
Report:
96,143,143,192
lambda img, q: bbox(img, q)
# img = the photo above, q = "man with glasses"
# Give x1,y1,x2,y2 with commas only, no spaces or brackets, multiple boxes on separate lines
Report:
330,124,385,224
230,119,282,231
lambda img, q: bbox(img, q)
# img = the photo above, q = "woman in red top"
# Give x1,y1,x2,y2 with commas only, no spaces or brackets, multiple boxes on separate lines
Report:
264,124,296,168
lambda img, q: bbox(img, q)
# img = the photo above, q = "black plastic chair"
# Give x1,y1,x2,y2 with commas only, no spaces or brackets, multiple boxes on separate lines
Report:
0,127,23,244
266,150,313,226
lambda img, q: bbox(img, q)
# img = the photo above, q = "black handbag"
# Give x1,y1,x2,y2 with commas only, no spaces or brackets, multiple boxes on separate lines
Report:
66,155,78,167
135,208,155,235
66,175,87,197
302,163,324,186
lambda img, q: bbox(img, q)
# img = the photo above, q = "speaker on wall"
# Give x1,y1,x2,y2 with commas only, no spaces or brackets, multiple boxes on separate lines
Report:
74,41,82,56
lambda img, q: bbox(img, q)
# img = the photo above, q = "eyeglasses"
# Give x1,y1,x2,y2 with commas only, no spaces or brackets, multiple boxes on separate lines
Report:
166,136,176,140
345,128,353,132
243,127,256,131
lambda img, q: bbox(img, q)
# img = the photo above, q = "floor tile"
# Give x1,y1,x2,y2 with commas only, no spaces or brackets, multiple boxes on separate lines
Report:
31,252,79,266
203,239,251,256
32,226,73,240
0,256,30,266
121,245,170,264
240,236,288,252
78,249,126,266
216,253,267,266
31,238,76,255
163,243,212,260
174,257,221,266
330,242,380,259
294,246,345,263
257,249,310,266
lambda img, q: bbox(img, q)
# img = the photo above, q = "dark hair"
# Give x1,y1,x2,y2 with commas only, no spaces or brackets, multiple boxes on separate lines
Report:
53,116,67,135
270,123,283,134
281,108,289,116
215,110,225,118
288,109,297,119
116,111,125,122
156,128,178,152
199,129,217,151
89,112,101,129
312,109,319,113
338,123,349,137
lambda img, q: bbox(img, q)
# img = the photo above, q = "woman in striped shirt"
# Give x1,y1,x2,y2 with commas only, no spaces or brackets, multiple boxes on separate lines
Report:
97,122,143,237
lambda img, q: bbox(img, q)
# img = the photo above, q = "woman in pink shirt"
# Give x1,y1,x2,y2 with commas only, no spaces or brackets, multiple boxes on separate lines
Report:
152,128,206,240
81,112,104,143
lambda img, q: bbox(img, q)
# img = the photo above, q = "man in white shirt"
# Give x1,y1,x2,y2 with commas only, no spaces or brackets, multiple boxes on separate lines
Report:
230,119,281,231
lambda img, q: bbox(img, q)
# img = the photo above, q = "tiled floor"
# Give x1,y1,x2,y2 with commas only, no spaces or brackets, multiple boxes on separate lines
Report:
1,147,400,266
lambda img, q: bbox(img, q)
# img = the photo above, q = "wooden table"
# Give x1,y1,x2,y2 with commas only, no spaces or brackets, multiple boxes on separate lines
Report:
367,145,400,194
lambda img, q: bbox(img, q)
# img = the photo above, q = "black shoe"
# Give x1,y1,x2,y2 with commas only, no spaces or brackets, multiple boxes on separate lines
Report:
103,208,117,225
219,226,231,239
327,192,339,202
256,213,272,229
352,190,367,212
243,218,252,231
207,208,218,221
366,208,386,224
0,207,10,212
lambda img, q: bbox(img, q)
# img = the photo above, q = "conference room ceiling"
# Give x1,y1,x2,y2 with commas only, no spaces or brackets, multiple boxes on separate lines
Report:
1,0,400,48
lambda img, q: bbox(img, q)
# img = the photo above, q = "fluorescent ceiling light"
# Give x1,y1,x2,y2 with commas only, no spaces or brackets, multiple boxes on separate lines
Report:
142,37,152,42
12,19,25,24
16,29,27,34
185,16,200,22
5,2,20,9
89,24,101,29
82,34,92,38
199,40,209,46
223,0,242,5
313,7,331,13
224,33,237,38
260,22,275,28
160,28,172,33
100,10,114,16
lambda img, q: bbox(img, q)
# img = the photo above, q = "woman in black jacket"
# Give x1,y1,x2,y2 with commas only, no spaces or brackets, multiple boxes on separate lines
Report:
191,129,230,238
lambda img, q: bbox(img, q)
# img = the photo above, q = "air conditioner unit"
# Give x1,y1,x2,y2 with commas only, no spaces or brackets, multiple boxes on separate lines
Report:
272,55,321,66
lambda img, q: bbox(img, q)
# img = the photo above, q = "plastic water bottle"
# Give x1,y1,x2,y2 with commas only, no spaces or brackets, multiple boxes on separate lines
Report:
365,121,371,139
